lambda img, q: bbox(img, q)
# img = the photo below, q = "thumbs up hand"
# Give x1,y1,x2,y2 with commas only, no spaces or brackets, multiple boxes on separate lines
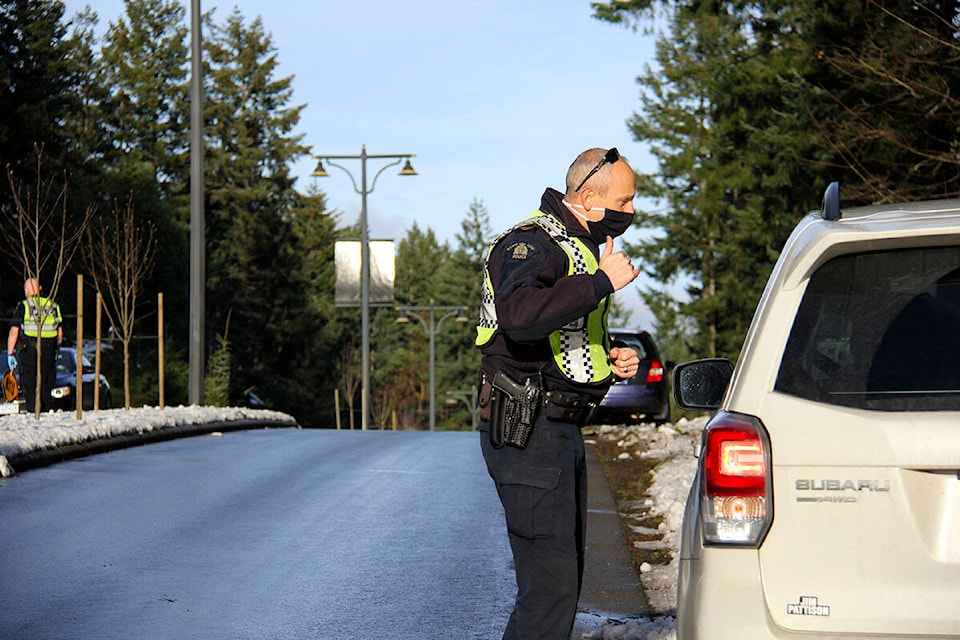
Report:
598,236,640,291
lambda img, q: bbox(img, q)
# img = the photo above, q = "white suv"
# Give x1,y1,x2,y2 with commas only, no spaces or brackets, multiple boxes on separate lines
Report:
673,184,960,639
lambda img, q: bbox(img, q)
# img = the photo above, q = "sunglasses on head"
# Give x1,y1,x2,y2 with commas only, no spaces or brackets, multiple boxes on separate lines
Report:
574,147,620,192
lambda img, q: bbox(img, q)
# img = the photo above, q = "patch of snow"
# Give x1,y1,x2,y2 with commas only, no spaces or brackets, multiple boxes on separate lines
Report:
577,416,708,640
0,405,296,477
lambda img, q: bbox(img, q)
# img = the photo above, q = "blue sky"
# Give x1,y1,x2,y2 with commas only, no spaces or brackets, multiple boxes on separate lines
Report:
62,0,662,325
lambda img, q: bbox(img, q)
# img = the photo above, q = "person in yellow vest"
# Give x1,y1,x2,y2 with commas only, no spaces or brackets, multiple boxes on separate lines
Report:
7,278,62,412
476,147,641,639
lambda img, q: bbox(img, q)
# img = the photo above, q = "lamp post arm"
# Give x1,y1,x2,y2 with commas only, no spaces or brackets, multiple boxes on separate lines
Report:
435,308,465,333
397,305,465,335
321,159,361,195
314,154,412,196
400,310,428,333
368,158,403,196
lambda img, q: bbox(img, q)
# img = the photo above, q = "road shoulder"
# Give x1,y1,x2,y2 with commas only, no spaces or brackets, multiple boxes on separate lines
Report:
574,442,650,635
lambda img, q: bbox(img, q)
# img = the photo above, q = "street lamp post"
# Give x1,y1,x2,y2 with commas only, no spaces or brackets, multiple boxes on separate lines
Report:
396,302,469,430
446,390,480,430
188,0,205,405
312,145,416,431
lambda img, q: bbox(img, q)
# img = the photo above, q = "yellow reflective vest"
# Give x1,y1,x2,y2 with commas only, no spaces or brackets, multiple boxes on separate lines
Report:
21,295,61,339
476,212,612,384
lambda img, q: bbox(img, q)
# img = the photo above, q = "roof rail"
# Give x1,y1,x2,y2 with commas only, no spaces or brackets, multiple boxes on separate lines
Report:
821,181,841,221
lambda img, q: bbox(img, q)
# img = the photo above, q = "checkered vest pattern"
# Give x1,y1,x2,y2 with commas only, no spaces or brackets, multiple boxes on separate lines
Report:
475,212,612,384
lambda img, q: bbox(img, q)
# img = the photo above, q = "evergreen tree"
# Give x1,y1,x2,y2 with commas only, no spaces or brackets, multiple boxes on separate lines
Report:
795,0,960,201
436,199,492,428
609,3,795,358
435,198,491,307
455,198,494,263
595,0,960,360
0,0,77,182
287,188,356,426
393,222,451,306
0,0,88,306
203,9,311,417
99,0,189,194
382,202,491,429
93,0,191,402
385,223,451,427
62,8,111,177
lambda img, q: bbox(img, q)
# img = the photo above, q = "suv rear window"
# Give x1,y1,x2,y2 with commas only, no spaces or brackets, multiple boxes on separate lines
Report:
775,245,960,411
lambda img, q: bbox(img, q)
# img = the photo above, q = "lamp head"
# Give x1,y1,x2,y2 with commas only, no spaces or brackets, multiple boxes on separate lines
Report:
398,159,417,176
311,160,329,177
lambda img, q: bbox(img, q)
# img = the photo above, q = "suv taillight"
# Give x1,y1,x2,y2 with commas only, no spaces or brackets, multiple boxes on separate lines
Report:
699,412,772,547
645,359,664,383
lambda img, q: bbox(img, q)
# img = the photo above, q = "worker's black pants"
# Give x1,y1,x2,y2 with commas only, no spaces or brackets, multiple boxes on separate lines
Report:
19,339,57,413
480,414,587,640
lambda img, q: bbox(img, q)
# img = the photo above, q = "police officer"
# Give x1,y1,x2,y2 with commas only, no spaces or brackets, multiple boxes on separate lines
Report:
7,278,63,412
476,147,641,639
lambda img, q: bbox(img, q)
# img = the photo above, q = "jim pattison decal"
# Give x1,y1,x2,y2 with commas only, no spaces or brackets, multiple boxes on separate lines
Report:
787,595,831,617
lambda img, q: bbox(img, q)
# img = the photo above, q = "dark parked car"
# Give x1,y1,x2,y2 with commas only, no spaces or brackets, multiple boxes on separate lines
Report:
1,347,111,411
593,329,671,424
51,347,112,410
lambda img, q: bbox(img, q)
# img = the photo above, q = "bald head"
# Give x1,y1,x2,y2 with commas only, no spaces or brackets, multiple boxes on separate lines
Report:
564,147,631,199
24,278,40,297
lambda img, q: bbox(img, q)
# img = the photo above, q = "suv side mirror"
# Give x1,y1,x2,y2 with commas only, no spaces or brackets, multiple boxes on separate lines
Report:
673,358,734,410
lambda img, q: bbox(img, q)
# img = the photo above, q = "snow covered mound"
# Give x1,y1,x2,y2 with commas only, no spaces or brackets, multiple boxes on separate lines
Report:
0,405,296,477
579,416,708,640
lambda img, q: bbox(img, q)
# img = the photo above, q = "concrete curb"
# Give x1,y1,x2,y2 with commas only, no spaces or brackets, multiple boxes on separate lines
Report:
5,417,298,475
574,443,650,637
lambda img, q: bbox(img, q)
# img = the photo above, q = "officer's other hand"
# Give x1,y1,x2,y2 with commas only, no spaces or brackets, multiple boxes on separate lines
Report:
610,346,640,379
599,236,640,291
6,354,16,370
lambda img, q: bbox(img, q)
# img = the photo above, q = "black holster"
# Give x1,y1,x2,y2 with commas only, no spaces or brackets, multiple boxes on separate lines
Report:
486,372,541,449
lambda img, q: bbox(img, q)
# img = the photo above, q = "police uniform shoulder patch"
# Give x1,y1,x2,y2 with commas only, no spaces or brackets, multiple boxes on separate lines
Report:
505,241,536,261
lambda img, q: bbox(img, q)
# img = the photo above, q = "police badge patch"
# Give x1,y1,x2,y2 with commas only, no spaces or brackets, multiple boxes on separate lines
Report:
506,242,536,260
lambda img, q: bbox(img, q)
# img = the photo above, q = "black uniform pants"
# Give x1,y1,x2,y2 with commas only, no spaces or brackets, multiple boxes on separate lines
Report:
480,413,588,640
19,339,57,413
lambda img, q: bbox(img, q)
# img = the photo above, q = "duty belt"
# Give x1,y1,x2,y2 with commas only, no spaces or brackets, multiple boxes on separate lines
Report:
478,370,598,429
542,389,598,426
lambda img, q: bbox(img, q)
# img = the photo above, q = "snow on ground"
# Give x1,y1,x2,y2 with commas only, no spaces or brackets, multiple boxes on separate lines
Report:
0,406,706,640
0,405,296,477
578,416,708,640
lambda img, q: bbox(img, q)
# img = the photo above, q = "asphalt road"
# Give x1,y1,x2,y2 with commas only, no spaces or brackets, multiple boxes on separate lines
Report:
0,429,516,639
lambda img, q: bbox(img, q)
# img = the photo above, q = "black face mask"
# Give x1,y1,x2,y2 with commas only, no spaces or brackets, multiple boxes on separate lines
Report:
564,199,634,243
582,208,633,243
